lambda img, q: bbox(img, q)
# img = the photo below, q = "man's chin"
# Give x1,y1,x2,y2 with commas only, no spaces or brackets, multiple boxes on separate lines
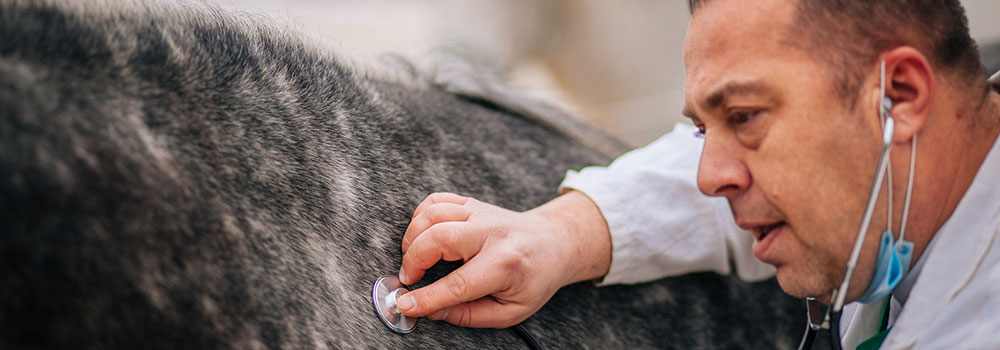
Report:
774,270,834,302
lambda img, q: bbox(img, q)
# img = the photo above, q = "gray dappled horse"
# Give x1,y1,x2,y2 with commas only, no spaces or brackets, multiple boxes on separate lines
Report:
0,0,818,348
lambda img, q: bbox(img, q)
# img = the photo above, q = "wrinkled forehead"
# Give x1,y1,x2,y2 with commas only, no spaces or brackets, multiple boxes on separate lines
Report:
683,0,802,110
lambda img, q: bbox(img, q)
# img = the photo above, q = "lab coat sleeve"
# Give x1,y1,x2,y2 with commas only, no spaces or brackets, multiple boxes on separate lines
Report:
559,123,775,285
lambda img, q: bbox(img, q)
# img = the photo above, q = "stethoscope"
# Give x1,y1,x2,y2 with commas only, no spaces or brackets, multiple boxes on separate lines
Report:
370,275,544,349
798,61,918,350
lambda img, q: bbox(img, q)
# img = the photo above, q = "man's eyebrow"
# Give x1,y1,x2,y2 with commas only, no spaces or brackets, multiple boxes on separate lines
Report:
703,81,776,110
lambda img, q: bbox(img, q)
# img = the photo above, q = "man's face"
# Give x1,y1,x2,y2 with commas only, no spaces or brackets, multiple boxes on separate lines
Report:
682,0,888,301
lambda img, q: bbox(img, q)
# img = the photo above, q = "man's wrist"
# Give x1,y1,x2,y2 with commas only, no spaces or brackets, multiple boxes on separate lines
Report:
529,190,612,286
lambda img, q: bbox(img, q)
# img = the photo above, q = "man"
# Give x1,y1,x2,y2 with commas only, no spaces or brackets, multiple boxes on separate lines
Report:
396,0,1000,348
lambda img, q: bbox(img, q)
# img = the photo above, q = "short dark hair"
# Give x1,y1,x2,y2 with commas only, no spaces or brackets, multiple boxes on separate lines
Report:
688,0,986,104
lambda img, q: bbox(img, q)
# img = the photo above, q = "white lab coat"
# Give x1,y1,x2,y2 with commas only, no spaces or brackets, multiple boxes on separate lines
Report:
560,123,1000,349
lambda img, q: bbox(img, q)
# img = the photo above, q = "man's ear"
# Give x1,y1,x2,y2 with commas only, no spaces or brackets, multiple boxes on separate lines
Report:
883,46,934,144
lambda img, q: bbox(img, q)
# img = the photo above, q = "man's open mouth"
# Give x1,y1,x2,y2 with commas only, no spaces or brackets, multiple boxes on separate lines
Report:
751,222,785,241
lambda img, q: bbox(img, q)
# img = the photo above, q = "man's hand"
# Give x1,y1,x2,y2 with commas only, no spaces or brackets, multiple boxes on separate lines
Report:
395,191,612,328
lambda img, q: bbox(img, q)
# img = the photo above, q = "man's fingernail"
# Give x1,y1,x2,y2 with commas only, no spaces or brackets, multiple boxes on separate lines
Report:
396,295,415,311
428,308,449,321
398,268,409,285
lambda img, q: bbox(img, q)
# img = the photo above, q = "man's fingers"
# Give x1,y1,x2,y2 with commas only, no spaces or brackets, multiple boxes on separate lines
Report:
396,259,503,319
399,222,486,284
401,202,472,254
410,192,468,220
427,297,528,328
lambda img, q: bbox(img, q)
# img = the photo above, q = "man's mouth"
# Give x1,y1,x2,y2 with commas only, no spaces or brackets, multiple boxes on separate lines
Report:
750,222,785,241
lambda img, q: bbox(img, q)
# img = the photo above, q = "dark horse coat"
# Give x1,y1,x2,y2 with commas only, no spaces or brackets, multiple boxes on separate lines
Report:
0,0,824,348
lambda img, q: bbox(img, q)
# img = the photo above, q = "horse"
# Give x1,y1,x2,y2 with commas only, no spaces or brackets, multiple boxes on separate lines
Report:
0,0,813,348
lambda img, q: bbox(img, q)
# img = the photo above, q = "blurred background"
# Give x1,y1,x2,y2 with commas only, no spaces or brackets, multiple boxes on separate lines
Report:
214,0,1000,147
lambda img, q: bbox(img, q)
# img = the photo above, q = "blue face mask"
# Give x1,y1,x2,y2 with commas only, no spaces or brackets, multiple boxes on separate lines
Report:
856,229,914,303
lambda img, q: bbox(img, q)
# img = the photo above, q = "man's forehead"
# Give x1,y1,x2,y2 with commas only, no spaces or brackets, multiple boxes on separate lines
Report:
684,0,796,65
690,0,796,20
683,0,798,117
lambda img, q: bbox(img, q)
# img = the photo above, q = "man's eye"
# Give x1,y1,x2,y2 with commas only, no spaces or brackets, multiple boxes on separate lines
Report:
729,110,759,125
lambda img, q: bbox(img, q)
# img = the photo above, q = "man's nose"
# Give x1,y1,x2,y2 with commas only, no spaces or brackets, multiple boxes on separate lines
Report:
697,137,750,198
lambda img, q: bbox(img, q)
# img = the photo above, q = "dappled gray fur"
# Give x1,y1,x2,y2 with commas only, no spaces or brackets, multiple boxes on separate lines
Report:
0,0,815,348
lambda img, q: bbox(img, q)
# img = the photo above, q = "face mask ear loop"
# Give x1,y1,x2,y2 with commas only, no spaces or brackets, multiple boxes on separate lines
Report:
880,60,917,243
880,61,894,236
898,134,916,242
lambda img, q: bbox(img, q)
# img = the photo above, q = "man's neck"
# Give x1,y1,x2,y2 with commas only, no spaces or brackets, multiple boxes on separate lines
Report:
905,84,1000,272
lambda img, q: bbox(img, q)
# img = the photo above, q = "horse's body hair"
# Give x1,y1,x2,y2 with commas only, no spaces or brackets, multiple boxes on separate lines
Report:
0,0,814,348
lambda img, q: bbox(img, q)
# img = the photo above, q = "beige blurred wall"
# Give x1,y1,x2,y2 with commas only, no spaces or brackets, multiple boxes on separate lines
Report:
215,0,999,147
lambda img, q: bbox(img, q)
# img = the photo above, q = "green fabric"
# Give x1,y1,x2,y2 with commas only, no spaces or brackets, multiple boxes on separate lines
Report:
856,327,891,350
856,297,893,350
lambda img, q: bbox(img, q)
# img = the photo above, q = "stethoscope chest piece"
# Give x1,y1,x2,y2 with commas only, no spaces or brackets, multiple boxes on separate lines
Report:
371,275,418,334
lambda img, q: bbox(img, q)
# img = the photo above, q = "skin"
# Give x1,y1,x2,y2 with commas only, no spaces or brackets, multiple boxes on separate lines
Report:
397,0,1000,328
396,191,611,327
682,0,999,302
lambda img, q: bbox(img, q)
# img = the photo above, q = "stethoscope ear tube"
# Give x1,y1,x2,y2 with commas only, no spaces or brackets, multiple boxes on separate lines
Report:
809,113,893,350
801,109,892,350
798,323,817,350
829,309,843,350
833,115,895,312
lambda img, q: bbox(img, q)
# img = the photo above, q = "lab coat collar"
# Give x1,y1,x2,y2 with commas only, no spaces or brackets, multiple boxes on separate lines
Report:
881,130,1000,348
